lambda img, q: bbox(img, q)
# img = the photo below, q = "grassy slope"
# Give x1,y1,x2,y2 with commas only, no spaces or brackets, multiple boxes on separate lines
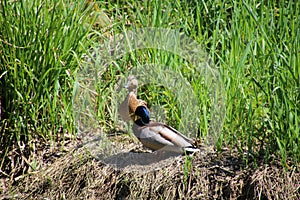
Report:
0,0,299,182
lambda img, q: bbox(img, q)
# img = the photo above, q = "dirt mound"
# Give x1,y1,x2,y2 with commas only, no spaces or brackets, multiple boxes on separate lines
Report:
3,145,299,199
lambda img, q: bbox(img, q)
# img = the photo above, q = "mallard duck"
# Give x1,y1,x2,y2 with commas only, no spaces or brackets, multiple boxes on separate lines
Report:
132,106,200,154
118,75,149,122
119,76,199,154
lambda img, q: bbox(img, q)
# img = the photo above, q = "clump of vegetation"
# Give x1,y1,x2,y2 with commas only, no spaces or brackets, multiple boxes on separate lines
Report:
0,0,98,178
0,0,299,191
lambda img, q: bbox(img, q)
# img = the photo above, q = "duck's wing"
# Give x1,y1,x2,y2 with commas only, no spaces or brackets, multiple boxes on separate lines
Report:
133,122,192,150
147,122,194,144
133,122,198,153
133,124,183,152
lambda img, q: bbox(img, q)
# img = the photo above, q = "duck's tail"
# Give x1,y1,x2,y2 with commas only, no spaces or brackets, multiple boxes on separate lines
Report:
183,146,201,155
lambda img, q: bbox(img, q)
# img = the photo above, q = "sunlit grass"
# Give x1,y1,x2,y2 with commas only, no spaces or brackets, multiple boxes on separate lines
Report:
93,0,299,166
0,0,97,176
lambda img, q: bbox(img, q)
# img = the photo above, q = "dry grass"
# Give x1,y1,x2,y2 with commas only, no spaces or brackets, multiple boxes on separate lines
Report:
1,140,299,200
252,165,300,199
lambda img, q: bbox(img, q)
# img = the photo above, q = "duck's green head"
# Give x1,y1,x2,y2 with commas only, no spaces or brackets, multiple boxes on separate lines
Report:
134,106,150,125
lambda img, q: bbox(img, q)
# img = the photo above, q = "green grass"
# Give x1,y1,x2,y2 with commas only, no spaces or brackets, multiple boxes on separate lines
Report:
0,0,96,177
94,0,299,165
1,0,299,179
